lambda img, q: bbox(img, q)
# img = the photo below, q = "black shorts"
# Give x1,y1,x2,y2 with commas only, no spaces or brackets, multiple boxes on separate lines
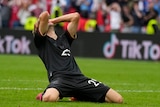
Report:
44,75,110,102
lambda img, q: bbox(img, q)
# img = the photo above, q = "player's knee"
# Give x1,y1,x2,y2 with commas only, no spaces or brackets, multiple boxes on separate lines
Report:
116,96,123,104
42,88,60,102
105,88,123,104
42,94,59,102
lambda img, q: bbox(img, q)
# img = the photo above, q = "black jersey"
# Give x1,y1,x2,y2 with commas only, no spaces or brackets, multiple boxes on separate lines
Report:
33,31,84,82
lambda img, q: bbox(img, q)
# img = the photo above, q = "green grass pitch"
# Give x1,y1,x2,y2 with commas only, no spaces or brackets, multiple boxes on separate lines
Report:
0,54,160,107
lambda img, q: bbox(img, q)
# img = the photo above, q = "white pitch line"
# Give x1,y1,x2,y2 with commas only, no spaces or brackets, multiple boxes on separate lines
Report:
0,87,160,93
107,82,157,86
1,79,47,83
117,90,160,93
0,87,43,90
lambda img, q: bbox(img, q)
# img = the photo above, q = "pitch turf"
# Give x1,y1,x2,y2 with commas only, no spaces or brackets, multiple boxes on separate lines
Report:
0,54,160,107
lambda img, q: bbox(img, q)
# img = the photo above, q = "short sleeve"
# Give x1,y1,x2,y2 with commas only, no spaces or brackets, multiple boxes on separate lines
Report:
33,31,46,49
64,30,77,45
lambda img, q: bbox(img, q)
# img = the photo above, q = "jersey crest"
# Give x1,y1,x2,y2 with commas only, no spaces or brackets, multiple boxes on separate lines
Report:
61,49,71,56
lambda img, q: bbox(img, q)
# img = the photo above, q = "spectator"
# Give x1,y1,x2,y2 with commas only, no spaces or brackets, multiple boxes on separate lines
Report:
84,12,97,32
117,0,129,7
143,0,158,26
8,0,21,28
31,0,46,12
17,0,31,28
108,2,122,32
0,0,11,28
130,0,143,33
146,18,158,35
64,0,77,14
121,4,134,33
106,0,118,6
50,0,66,15
50,0,65,28
78,16,88,31
45,0,52,13
28,0,44,18
92,0,108,32
138,0,148,15
153,0,160,24
64,0,72,13
144,0,159,34
76,0,93,18
24,11,37,31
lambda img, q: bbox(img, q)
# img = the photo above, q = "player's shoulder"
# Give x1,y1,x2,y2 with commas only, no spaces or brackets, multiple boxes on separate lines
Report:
32,29,42,37
62,30,77,40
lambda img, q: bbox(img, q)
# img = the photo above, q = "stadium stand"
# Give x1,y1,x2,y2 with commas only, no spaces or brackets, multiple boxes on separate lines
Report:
0,0,160,34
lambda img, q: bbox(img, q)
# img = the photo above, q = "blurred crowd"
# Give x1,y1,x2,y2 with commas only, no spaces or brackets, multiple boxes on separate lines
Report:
0,0,160,34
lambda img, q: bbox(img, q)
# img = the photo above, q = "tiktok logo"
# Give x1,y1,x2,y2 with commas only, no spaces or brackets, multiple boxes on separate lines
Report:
0,35,31,54
103,34,119,58
103,34,160,60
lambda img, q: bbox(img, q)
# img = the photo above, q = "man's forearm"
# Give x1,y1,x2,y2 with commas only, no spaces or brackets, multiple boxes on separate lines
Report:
37,11,50,35
49,12,80,24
